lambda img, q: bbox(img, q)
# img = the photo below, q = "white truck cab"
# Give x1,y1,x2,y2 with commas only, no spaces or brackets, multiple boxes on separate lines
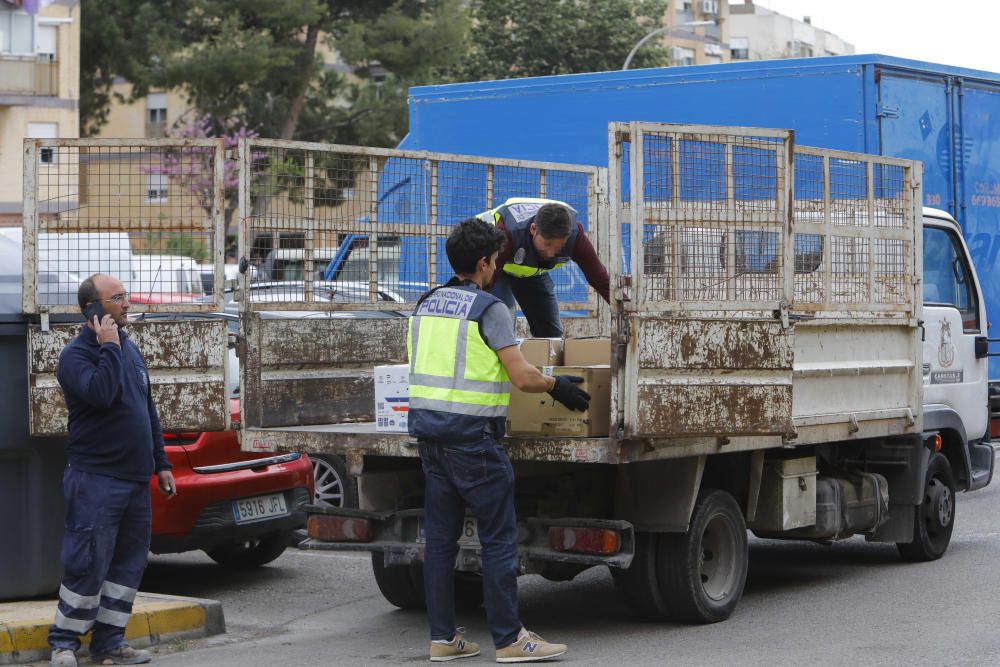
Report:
921,208,993,490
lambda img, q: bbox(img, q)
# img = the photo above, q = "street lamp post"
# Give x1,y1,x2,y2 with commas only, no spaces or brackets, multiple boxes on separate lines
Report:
622,20,715,70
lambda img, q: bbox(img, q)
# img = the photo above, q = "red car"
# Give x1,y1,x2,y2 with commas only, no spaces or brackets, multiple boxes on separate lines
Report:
149,399,315,568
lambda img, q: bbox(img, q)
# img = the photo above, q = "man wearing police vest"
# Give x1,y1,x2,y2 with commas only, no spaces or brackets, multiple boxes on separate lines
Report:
477,198,610,337
409,217,590,662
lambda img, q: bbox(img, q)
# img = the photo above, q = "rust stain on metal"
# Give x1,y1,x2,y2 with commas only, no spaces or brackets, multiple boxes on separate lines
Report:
637,318,792,371
260,374,375,428
30,380,227,436
28,321,228,436
636,383,793,436
260,318,408,365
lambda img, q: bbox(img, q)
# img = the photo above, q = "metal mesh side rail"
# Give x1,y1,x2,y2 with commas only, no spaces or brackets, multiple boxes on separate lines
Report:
22,138,226,314
238,139,601,312
792,146,918,316
612,123,794,313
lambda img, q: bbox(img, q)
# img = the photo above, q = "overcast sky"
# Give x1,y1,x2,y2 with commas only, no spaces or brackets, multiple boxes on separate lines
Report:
752,0,998,73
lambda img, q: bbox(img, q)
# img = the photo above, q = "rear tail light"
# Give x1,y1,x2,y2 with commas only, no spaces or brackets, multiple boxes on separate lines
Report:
308,514,373,542
163,432,200,445
548,526,620,556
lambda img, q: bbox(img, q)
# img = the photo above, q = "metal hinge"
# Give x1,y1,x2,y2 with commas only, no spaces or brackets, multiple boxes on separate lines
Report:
876,104,900,119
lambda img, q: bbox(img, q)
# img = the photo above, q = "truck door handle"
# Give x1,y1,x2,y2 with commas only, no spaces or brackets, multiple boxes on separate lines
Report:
975,336,989,358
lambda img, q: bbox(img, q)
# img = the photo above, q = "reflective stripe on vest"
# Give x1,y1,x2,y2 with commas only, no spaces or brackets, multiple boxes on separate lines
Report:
477,197,576,278
407,288,511,425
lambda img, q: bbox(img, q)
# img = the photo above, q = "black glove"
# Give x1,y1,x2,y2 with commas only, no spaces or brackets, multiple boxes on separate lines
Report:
548,375,591,412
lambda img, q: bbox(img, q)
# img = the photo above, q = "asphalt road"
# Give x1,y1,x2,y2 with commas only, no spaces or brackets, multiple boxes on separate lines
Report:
140,452,1000,667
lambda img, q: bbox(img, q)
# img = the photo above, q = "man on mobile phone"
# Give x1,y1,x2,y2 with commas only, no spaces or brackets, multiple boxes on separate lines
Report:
48,274,175,667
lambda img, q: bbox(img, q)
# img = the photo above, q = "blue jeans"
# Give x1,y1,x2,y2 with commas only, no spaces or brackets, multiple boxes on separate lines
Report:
49,467,151,654
490,272,563,338
419,438,521,649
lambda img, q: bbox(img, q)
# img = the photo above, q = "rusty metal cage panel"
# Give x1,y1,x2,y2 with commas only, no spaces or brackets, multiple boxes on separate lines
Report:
27,319,230,435
611,123,794,313
22,139,227,314
792,145,920,316
237,139,603,313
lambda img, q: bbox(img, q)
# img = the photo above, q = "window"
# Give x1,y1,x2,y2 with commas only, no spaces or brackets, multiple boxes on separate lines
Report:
730,37,749,60
9,11,34,54
670,46,695,67
0,10,36,54
37,24,56,59
146,92,167,125
27,122,58,164
923,226,980,331
146,174,169,203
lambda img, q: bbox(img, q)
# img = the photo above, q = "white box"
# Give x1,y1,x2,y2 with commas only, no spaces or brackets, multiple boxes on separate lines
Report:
374,364,410,433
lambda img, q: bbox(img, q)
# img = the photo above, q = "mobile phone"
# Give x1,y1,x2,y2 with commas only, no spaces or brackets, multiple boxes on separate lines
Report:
83,301,105,323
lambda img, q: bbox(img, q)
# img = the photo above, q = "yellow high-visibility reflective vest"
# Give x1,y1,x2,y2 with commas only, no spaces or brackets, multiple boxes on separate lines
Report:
477,197,579,278
407,280,511,442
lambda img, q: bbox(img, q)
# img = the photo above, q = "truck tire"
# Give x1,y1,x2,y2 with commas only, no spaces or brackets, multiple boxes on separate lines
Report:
897,453,956,562
656,489,748,624
371,553,427,610
454,572,485,611
206,531,290,569
614,532,669,620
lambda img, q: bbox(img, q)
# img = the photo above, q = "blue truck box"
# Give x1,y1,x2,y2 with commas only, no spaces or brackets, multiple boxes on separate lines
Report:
399,54,1000,377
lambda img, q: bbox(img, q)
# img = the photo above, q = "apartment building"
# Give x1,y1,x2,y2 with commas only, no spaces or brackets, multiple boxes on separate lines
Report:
0,0,79,225
659,0,731,67
729,1,854,61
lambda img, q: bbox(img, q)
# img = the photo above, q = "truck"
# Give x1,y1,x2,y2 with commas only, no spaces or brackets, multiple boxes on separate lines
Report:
401,54,1000,384
21,125,993,622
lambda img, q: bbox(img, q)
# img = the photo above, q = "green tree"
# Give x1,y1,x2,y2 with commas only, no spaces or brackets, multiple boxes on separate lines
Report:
461,0,669,81
150,0,469,147
79,0,188,136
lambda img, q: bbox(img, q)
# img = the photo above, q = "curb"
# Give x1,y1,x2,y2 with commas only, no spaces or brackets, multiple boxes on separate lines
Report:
0,592,225,665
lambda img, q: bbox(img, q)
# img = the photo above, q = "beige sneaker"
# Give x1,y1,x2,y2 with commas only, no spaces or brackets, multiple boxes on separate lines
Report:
49,648,78,667
495,628,567,663
430,628,481,662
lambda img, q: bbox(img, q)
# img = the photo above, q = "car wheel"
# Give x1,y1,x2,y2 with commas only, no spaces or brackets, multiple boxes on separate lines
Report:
206,531,290,569
897,453,956,562
311,454,359,509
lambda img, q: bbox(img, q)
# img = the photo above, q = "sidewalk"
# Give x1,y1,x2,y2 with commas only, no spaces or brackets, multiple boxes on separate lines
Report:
0,592,224,665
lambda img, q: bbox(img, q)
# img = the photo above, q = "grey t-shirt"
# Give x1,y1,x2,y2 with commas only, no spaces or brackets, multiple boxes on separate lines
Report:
479,302,518,352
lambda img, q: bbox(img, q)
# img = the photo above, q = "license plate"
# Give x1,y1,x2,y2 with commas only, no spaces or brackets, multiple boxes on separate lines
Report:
417,517,480,546
233,493,288,524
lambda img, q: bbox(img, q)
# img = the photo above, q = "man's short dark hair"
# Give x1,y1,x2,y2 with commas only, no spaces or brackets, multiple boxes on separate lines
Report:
533,204,572,239
446,218,506,275
77,275,100,312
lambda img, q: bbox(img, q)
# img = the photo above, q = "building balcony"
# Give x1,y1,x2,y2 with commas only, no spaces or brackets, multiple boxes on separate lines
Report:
0,55,58,97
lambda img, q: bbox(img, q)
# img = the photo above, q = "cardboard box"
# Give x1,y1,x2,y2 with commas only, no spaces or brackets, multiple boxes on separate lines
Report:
507,366,611,437
564,337,611,366
374,364,409,433
519,338,564,366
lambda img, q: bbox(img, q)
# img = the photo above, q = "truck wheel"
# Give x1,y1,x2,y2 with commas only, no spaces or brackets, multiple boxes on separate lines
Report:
206,532,290,569
454,572,485,611
897,453,956,562
371,553,427,610
614,532,669,619
656,489,748,624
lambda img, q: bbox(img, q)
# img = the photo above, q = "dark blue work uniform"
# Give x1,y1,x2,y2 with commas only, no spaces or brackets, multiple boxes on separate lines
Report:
48,326,170,655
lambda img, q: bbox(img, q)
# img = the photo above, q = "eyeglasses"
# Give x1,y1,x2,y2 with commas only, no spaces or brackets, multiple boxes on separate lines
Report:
97,292,130,304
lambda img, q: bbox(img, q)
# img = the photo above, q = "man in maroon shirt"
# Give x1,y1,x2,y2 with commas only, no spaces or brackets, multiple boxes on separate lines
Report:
476,198,610,337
